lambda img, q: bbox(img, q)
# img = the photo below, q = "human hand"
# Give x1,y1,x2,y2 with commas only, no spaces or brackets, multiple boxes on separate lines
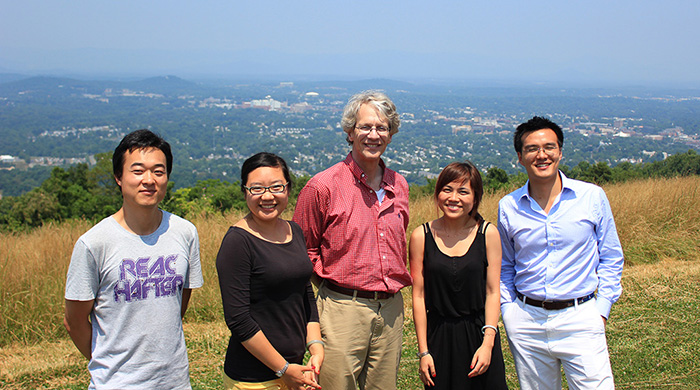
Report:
468,345,492,378
306,350,325,381
418,353,436,386
281,363,320,390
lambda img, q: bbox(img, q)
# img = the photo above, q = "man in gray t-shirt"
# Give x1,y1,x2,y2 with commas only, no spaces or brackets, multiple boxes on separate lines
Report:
64,130,203,389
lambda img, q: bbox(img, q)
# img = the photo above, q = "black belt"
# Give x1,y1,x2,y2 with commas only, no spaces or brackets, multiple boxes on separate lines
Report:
325,281,395,300
517,292,595,310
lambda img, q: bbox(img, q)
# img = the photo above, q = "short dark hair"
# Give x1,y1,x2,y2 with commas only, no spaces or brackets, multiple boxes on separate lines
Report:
113,129,173,180
434,161,484,223
240,152,292,194
514,116,564,153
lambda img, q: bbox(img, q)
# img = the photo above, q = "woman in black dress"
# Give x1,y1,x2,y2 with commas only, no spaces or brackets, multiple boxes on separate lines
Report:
410,161,508,389
216,152,324,390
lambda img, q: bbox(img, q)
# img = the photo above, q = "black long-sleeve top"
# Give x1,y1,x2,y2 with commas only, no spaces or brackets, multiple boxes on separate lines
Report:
216,221,319,382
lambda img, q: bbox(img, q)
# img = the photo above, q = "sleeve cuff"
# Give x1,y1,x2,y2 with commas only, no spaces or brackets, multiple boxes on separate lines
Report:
596,296,613,319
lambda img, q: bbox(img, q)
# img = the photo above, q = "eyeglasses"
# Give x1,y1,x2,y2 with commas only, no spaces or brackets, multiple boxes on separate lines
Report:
244,182,288,195
523,145,559,156
355,125,390,135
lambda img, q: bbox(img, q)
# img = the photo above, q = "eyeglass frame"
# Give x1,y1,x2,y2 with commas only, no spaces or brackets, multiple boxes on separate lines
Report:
243,182,289,195
355,125,391,135
522,144,560,156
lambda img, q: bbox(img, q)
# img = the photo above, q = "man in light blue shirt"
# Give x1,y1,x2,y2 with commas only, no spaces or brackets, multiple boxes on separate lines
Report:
498,116,624,390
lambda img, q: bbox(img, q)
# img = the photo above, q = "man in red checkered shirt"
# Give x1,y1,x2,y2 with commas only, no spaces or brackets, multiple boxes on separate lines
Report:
293,90,411,390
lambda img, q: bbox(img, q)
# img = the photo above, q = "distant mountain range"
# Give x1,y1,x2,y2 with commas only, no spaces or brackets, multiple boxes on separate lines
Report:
0,74,202,96
3,47,700,89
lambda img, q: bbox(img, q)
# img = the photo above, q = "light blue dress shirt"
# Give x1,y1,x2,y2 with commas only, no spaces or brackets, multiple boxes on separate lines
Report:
498,172,624,318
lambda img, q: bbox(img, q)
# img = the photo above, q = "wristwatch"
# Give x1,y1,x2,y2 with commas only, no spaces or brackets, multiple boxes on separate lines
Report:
275,361,289,377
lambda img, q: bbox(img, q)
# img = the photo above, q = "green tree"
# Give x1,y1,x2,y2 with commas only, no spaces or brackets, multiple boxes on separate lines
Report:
9,189,61,228
485,167,509,192
588,162,614,184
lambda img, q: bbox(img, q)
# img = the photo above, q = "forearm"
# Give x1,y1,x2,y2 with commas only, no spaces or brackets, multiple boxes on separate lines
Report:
241,331,288,373
305,322,324,374
64,299,94,360
306,322,324,357
63,315,92,359
412,294,430,353
481,292,500,348
181,288,192,319
306,322,322,345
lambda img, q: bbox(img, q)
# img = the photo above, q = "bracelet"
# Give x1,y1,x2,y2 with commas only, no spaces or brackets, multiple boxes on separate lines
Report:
481,325,498,335
306,339,325,349
416,350,430,358
275,361,289,377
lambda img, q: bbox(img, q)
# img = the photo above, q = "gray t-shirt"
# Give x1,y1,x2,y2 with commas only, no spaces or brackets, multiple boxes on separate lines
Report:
65,211,203,390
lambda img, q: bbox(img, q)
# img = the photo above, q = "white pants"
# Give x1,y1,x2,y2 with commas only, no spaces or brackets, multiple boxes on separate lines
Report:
502,298,614,390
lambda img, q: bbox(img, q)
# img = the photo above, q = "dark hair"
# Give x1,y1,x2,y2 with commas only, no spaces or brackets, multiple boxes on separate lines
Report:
513,116,564,153
240,152,292,194
113,129,173,180
434,161,484,222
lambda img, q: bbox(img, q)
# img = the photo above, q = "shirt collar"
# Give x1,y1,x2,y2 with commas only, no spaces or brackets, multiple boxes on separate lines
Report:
518,170,575,203
559,171,576,193
343,153,395,192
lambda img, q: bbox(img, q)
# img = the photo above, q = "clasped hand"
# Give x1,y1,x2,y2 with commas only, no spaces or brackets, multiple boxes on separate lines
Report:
282,352,323,390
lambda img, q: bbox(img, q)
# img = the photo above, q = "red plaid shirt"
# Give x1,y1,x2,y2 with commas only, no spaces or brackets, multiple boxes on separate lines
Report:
293,154,411,293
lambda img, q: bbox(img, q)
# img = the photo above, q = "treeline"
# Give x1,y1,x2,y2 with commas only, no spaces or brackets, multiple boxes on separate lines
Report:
411,149,700,199
1,150,699,232
0,152,311,232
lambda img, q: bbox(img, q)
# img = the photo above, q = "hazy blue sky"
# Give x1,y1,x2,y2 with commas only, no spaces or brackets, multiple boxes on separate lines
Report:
1,0,698,86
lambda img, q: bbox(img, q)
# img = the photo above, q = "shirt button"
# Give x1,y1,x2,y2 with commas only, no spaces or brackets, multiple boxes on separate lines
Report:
382,255,386,259
380,233,384,237
370,190,374,193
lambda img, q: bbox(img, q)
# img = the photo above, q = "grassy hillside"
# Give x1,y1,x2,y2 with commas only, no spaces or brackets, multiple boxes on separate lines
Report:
1,176,700,388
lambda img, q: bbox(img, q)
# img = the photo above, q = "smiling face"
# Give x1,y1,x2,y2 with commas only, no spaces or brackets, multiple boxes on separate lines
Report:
115,147,168,210
436,179,475,221
517,128,562,185
348,103,392,168
244,166,289,224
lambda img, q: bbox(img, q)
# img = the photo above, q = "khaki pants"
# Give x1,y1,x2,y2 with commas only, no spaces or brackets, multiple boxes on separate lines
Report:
316,283,404,390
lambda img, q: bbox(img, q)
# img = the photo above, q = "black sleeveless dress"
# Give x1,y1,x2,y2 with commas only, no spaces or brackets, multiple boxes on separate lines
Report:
422,221,508,390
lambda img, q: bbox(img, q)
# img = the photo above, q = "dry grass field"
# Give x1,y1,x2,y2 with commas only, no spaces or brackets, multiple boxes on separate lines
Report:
2,176,700,389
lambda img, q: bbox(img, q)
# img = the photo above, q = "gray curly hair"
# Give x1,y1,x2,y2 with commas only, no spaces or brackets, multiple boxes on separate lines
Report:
340,90,400,144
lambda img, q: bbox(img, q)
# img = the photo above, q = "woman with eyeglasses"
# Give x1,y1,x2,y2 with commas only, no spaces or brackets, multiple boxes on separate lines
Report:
410,161,508,389
216,152,323,390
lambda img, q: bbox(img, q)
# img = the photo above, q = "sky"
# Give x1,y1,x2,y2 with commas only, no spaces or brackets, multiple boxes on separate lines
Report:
1,0,699,86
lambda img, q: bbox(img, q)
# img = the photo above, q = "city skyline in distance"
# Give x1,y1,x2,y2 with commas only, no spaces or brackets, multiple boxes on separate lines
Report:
1,1,699,88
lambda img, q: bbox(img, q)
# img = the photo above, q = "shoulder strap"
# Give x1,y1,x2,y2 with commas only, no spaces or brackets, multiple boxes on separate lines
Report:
479,221,490,234
422,222,431,234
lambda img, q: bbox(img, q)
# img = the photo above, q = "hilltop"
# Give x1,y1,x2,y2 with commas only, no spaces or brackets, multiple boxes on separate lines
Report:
1,175,699,388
